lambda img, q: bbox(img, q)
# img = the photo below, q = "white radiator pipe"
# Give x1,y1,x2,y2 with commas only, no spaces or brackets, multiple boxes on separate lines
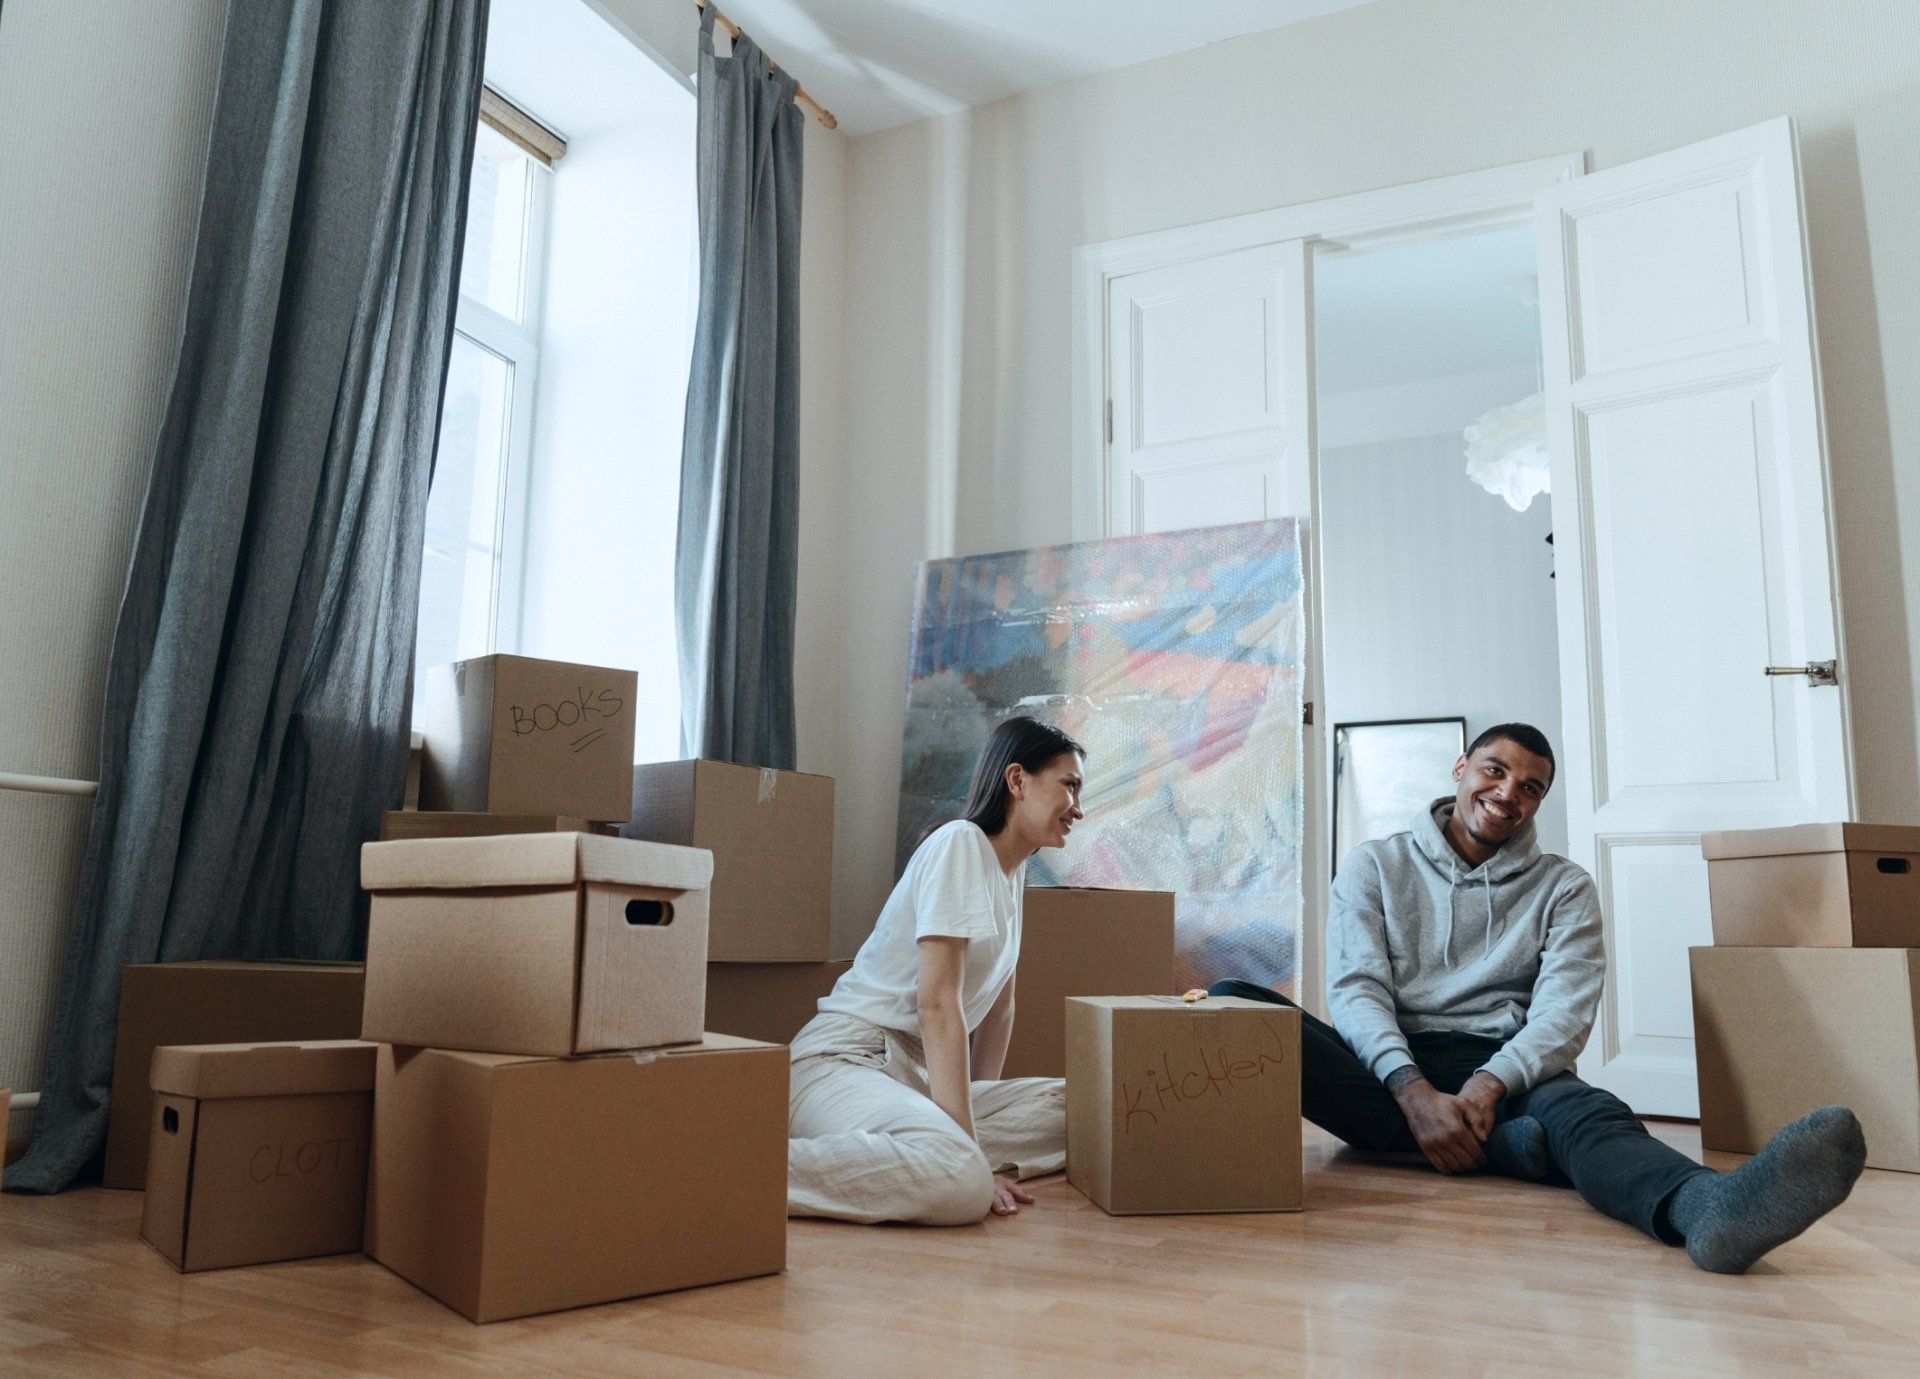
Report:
0,771,98,797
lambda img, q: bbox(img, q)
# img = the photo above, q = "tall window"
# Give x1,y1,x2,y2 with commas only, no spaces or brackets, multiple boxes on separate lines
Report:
412,118,549,697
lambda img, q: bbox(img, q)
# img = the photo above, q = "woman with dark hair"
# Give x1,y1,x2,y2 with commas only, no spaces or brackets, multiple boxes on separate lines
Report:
787,716,1086,1224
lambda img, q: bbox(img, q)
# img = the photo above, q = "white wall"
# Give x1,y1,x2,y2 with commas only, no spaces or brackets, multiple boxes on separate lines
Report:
0,0,225,1139
1320,431,1567,854
792,121,857,954
825,0,1920,947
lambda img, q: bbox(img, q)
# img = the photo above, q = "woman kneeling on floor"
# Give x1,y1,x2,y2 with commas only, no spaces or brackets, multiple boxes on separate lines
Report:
788,717,1083,1224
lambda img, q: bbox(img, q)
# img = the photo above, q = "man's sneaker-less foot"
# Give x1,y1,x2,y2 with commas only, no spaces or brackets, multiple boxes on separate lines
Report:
1483,1115,1550,1181
1668,1105,1866,1274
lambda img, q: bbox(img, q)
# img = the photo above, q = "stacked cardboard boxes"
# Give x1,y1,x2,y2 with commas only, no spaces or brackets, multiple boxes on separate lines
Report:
622,758,844,1043
128,655,803,1319
1691,823,1920,1173
353,654,791,1321
141,1040,378,1271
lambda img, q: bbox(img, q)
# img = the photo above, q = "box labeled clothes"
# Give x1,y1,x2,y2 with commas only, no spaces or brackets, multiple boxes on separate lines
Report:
141,1040,375,1271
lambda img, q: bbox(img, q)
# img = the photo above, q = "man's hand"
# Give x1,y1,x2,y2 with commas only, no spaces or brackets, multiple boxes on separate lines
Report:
1388,1070,1487,1174
1456,1070,1508,1141
990,1175,1034,1216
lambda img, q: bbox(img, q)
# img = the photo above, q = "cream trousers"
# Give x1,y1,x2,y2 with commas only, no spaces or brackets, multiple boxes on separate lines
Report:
787,1011,1067,1224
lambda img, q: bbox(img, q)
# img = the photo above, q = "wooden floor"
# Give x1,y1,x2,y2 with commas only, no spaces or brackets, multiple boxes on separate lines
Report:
4,1124,1916,1377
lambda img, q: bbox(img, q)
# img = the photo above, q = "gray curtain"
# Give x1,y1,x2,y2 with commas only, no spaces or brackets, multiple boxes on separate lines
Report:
7,0,487,1193
675,5,804,770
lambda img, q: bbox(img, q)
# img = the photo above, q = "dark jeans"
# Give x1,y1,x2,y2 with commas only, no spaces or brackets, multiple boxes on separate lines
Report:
1210,980,1709,1243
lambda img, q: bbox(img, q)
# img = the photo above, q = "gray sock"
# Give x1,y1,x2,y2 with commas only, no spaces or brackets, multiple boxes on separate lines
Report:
1483,1115,1550,1180
1667,1106,1866,1274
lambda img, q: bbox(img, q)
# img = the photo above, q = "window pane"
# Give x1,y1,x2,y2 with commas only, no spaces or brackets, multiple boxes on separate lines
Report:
413,333,514,691
458,123,533,319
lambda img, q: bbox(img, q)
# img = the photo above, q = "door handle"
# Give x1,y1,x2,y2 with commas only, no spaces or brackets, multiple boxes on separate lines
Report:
1763,660,1838,686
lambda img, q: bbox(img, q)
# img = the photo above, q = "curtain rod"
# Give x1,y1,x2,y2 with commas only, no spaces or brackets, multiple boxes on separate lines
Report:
695,0,838,130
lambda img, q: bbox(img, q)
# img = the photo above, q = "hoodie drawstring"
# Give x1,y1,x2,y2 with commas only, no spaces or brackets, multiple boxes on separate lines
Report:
1484,869,1495,960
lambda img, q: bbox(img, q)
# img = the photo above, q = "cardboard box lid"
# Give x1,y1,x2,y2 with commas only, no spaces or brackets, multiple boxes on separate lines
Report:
413,1031,777,1073
1030,886,1175,899
689,758,834,787
125,960,364,974
149,1040,379,1099
1075,994,1274,1015
361,832,712,892
1700,822,1920,860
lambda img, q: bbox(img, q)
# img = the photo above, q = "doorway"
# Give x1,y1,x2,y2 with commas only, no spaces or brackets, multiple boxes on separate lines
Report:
1315,222,1566,863
1076,124,1852,1117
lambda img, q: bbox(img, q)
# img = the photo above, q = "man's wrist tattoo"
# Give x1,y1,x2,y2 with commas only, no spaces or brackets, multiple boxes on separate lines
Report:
1385,1065,1428,1096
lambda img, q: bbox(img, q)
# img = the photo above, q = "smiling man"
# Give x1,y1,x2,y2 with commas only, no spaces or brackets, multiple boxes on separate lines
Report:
1213,723,1865,1273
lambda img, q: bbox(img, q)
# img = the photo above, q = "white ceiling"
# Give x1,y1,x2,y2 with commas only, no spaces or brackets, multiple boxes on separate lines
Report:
1314,225,1543,398
711,0,1380,136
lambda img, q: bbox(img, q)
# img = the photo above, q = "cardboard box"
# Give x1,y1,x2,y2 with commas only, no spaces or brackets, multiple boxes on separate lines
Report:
1691,946,1920,1173
620,759,833,962
402,729,423,809
360,833,712,1056
105,961,366,1191
1701,823,1920,947
1003,887,1176,1079
418,654,638,821
365,1035,787,1322
1,1088,10,1185
704,961,849,1044
377,810,591,842
141,1040,376,1271
1066,995,1302,1215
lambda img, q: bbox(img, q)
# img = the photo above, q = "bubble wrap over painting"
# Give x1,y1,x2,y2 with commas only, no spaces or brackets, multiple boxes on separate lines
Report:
896,520,1305,992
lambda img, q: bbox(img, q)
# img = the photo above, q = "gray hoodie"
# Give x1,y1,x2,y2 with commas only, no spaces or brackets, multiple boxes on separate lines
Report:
1326,797,1604,1096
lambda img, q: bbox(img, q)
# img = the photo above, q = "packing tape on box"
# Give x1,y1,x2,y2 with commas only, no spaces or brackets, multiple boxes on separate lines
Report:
758,768,777,804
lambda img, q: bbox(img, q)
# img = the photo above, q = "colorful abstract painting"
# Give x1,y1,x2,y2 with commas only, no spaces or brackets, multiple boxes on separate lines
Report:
896,519,1305,992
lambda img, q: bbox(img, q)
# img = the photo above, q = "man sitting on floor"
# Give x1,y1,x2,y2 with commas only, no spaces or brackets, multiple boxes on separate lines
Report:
1214,722,1865,1274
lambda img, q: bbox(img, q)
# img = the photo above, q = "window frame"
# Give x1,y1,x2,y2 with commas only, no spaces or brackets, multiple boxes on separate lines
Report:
444,149,551,658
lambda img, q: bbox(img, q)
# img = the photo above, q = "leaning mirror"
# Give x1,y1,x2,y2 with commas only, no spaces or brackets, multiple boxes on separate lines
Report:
1332,717,1467,877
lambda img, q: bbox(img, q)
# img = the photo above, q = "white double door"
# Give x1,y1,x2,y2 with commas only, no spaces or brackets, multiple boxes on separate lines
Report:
1102,118,1853,1115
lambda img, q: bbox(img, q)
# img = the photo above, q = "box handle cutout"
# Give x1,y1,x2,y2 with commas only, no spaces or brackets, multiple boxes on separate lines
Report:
625,898,674,926
162,1107,179,1134
1877,857,1910,875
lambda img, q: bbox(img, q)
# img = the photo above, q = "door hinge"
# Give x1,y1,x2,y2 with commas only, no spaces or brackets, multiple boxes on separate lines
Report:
1104,399,1113,445
1763,659,1838,687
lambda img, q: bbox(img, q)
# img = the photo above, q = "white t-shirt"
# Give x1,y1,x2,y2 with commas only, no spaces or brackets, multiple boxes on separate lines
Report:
817,820,1024,1037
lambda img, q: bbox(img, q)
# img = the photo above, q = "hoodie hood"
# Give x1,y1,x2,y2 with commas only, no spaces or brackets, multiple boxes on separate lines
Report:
1413,796,1542,882
1413,796,1544,964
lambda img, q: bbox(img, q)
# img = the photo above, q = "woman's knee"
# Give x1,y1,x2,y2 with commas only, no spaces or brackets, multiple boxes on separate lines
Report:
906,1134,996,1226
